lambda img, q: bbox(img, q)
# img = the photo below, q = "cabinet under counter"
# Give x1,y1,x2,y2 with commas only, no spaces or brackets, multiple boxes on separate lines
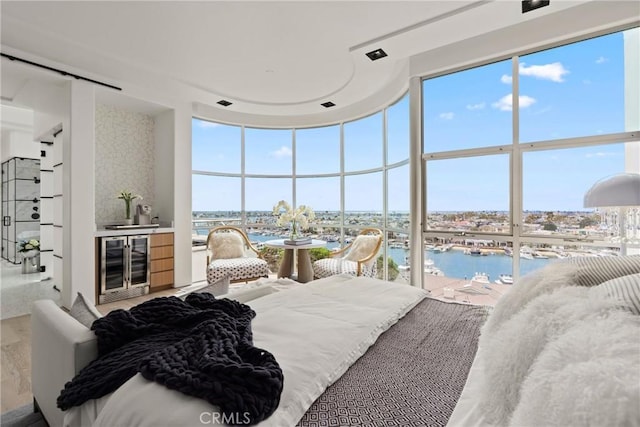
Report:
150,232,174,292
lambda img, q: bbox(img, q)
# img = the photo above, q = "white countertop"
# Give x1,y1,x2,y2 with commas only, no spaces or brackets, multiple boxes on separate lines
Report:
94,227,175,237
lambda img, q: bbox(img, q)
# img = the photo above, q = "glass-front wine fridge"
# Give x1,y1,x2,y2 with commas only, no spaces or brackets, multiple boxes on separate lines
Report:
100,235,150,296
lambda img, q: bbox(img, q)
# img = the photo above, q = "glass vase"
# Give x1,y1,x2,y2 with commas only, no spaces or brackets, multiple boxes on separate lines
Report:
289,221,298,240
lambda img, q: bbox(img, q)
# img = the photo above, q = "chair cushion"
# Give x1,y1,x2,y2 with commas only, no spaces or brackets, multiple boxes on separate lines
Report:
344,235,379,265
210,233,245,259
207,257,269,284
313,258,377,279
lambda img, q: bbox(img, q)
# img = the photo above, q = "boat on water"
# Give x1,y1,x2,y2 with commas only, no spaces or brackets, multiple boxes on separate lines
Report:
520,251,534,260
495,274,513,285
504,248,513,257
533,252,549,259
470,272,490,284
469,248,483,256
399,256,445,276
433,243,453,253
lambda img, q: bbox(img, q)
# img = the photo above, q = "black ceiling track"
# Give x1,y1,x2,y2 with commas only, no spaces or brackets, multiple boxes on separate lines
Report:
1,52,122,91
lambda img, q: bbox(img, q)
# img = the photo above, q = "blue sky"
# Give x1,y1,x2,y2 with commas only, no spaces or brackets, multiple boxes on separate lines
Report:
193,29,634,213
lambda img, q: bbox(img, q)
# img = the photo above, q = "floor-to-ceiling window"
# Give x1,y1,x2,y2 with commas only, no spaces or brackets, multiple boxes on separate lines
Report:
192,94,410,281
422,27,640,304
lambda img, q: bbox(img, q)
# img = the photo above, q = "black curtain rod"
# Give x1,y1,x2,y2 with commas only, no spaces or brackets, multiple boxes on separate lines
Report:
1,52,122,92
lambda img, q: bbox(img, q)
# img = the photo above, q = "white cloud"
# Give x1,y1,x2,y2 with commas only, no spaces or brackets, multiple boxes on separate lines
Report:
466,102,486,110
532,106,552,115
439,112,454,120
271,146,292,158
197,121,219,129
585,151,616,158
595,56,608,64
519,62,569,82
492,94,536,111
500,74,512,84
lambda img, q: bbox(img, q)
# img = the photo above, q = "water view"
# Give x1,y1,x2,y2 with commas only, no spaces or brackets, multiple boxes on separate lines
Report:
246,232,552,281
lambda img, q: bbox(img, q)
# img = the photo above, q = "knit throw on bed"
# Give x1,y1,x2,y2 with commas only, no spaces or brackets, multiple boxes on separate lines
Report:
57,293,284,425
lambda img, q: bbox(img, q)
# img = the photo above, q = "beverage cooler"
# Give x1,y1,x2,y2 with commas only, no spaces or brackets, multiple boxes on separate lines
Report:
100,235,150,302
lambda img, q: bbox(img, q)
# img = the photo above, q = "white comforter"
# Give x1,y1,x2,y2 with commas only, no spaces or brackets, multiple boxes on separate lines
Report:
76,275,426,427
447,261,640,427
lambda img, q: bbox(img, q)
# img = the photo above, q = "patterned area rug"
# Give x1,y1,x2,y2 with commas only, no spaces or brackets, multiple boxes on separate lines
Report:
297,298,490,427
0,404,46,427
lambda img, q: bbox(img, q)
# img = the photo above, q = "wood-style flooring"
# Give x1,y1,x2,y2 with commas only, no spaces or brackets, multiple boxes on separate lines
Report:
0,288,176,413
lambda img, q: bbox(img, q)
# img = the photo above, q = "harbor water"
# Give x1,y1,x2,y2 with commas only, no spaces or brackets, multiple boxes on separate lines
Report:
244,232,553,281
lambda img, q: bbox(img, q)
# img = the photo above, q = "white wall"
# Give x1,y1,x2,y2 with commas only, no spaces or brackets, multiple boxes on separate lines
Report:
65,80,96,308
1,131,38,161
171,104,192,288
1,105,37,162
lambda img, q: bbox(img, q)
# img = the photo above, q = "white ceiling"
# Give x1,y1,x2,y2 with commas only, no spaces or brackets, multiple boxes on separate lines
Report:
1,1,639,126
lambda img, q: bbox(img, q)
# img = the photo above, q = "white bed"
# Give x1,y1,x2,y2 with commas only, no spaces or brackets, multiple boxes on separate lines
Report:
33,255,639,427
64,275,428,426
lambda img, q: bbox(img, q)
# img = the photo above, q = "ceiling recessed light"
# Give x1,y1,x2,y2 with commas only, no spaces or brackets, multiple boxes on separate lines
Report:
217,100,232,107
522,0,550,13
365,48,387,61
321,101,335,108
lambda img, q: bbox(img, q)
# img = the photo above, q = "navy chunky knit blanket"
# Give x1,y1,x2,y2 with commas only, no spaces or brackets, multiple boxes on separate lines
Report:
57,293,284,425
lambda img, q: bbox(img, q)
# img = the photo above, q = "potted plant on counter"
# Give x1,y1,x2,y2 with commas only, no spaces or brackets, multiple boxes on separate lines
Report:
118,190,142,225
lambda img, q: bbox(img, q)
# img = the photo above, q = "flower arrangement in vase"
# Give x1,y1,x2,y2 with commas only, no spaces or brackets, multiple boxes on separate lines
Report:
272,200,315,240
117,190,142,225
18,239,40,258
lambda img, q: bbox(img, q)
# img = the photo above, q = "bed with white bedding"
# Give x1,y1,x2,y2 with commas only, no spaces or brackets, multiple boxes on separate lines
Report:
54,274,488,427
36,255,639,427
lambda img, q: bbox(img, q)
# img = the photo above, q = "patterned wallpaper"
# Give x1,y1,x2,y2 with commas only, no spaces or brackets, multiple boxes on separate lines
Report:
95,104,155,224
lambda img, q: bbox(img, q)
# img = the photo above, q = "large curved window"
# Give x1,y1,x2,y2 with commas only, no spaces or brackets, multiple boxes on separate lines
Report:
344,112,383,171
387,95,410,165
519,31,630,142
422,27,639,306
245,128,292,175
296,126,340,174
192,94,410,281
192,119,240,174
423,59,512,152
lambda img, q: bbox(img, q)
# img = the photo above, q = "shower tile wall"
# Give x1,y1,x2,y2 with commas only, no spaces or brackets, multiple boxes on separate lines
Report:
1,157,41,264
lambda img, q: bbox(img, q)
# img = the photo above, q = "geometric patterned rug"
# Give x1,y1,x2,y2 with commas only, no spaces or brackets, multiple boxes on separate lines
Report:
297,297,490,427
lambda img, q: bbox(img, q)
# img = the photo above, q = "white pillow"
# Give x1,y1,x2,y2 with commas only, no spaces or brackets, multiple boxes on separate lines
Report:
344,235,379,264
210,233,244,259
590,273,640,314
69,292,103,328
